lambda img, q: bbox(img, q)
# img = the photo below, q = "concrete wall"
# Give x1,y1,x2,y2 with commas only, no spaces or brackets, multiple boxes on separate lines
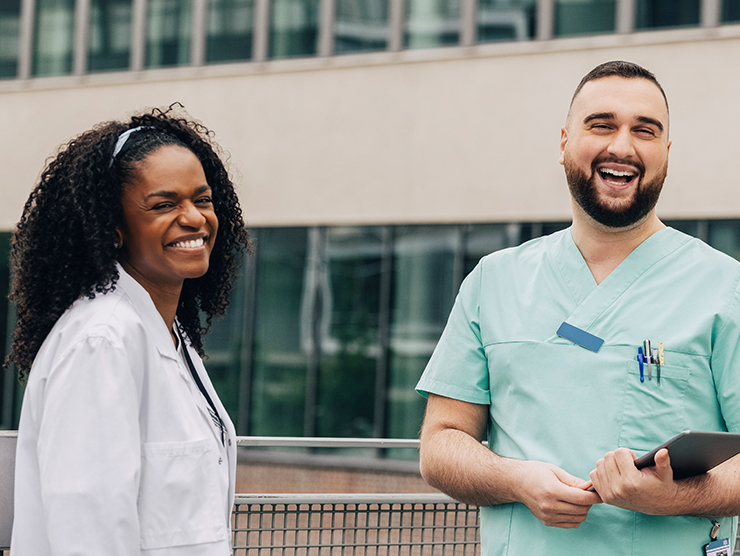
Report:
1,25,739,231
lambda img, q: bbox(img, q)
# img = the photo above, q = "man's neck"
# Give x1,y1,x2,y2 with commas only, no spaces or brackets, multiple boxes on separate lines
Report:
570,205,665,285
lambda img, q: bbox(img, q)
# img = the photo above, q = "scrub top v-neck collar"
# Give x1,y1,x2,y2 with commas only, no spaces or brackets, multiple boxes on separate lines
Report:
551,227,692,333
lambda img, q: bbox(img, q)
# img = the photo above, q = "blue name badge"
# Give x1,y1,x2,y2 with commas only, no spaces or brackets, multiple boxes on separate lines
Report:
704,538,729,556
556,322,604,353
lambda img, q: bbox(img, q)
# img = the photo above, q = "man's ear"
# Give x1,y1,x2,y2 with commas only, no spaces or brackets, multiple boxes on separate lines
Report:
559,126,568,166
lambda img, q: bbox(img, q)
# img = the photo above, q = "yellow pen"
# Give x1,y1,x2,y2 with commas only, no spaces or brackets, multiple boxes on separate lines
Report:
657,341,664,385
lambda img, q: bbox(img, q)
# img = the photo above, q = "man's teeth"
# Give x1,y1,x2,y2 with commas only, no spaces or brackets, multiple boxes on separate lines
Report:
601,168,635,178
172,238,205,248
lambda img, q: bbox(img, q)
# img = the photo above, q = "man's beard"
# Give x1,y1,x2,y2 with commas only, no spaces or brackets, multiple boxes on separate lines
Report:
564,155,667,229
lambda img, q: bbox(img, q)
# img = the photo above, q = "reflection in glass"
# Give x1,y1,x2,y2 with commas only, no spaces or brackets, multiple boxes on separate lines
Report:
33,0,75,76
464,223,522,275
146,0,192,68
202,260,248,430
708,221,740,262
635,0,700,29
405,0,460,49
335,0,388,54
387,226,457,449
207,0,254,63
269,0,320,59
316,227,383,438
554,0,616,36
250,228,309,436
89,0,132,72
0,1,21,79
724,0,740,22
478,0,535,42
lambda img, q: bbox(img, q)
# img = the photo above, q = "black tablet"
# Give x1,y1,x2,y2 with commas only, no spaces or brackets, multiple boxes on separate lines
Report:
635,430,740,480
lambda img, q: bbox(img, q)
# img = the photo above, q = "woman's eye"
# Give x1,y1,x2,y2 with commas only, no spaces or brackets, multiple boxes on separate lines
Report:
196,197,213,205
152,202,174,210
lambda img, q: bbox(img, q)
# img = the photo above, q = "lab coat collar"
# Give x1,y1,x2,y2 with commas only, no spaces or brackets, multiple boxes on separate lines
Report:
114,262,179,361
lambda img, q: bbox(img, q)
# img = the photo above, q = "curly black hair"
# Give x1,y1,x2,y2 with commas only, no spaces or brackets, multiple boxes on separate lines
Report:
5,104,250,383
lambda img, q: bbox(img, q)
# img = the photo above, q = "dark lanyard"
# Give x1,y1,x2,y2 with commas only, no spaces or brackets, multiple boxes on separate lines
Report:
175,326,226,446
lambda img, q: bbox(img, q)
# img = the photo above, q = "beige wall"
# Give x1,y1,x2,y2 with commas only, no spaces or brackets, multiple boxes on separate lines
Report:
1,25,739,231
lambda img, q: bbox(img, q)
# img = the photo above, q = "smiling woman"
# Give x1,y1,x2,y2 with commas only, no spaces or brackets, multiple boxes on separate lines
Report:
4,106,250,555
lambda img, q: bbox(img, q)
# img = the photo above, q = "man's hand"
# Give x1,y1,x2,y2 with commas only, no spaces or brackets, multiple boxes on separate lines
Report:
589,448,679,514
516,460,602,528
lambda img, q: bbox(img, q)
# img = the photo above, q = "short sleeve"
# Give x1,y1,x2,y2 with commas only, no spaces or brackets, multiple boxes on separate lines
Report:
711,273,740,433
416,262,491,405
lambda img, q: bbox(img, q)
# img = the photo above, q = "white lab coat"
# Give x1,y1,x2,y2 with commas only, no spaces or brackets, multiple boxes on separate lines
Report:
11,264,237,556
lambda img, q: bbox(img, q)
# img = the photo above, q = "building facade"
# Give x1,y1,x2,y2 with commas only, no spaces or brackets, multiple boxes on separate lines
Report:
1,0,740,458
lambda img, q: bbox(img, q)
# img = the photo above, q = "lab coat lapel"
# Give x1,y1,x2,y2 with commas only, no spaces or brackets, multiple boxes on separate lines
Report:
115,263,179,362
555,228,691,333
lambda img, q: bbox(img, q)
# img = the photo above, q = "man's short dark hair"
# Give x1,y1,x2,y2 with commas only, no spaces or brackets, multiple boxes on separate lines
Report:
570,60,668,112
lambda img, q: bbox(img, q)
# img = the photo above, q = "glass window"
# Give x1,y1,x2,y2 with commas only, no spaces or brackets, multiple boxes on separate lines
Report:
207,0,254,63
88,0,132,72
708,221,740,262
554,0,616,36
249,228,310,436
478,0,535,42
33,0,75,76
269,0,320,59
386,226,457,454
202,259,249,430
315,227,384,439
0,233,14,429
724,0,740,22
0,1,21,79
405,0,460,49
146,0,192,68
335,0,388,54
635,0,700,30
464,223,522,275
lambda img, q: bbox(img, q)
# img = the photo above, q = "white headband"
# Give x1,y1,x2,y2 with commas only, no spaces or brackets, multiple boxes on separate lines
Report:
109,126,149,167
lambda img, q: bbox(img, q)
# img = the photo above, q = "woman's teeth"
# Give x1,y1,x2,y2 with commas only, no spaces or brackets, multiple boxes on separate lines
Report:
172,238,205,248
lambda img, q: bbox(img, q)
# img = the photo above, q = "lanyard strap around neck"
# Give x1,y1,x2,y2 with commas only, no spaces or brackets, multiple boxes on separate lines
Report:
175,326,226,446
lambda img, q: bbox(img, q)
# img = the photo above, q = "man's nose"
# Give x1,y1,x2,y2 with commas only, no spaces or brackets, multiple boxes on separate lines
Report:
607,127,636,160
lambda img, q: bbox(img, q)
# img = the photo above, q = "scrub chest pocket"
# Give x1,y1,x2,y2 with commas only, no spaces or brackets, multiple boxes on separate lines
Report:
138,438,227,550
618,361,691,452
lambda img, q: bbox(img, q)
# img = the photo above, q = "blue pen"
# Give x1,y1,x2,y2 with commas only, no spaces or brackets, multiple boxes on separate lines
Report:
637,346,644,382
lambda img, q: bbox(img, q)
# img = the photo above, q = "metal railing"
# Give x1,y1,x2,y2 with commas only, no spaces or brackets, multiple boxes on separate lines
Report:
0,435,480,555
233,437,479,556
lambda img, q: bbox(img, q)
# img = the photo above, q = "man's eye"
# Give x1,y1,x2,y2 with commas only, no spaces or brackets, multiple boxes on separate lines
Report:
152,202,174,210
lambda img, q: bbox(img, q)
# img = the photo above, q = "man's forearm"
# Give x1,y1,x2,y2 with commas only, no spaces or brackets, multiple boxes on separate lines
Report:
419,425,523,507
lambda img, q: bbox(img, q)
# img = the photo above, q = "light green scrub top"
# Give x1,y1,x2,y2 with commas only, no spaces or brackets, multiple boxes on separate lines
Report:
417,227,740,556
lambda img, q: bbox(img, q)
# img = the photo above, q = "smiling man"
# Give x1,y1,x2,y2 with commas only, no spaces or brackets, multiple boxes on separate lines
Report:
416,61,740,555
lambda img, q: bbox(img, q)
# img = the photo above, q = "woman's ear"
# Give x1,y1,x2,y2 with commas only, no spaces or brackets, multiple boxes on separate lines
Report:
114,228,123,249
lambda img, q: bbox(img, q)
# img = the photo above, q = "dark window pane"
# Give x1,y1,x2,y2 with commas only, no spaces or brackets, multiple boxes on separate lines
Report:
708,221,740,262
405,0,460,49
335,0,388,54
33,0,75,76
464,223,522,275
554,0,616,36
315,227,383,439
146,0,192,68
202,259,249,432
0,233,14,429
88,0,132,72
250,228,309,436
207,0,254,63
0,1,21,79
723,0,740,22
269,0,320,59
635,0,700,30
478,0,535,42
386,226,457,452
